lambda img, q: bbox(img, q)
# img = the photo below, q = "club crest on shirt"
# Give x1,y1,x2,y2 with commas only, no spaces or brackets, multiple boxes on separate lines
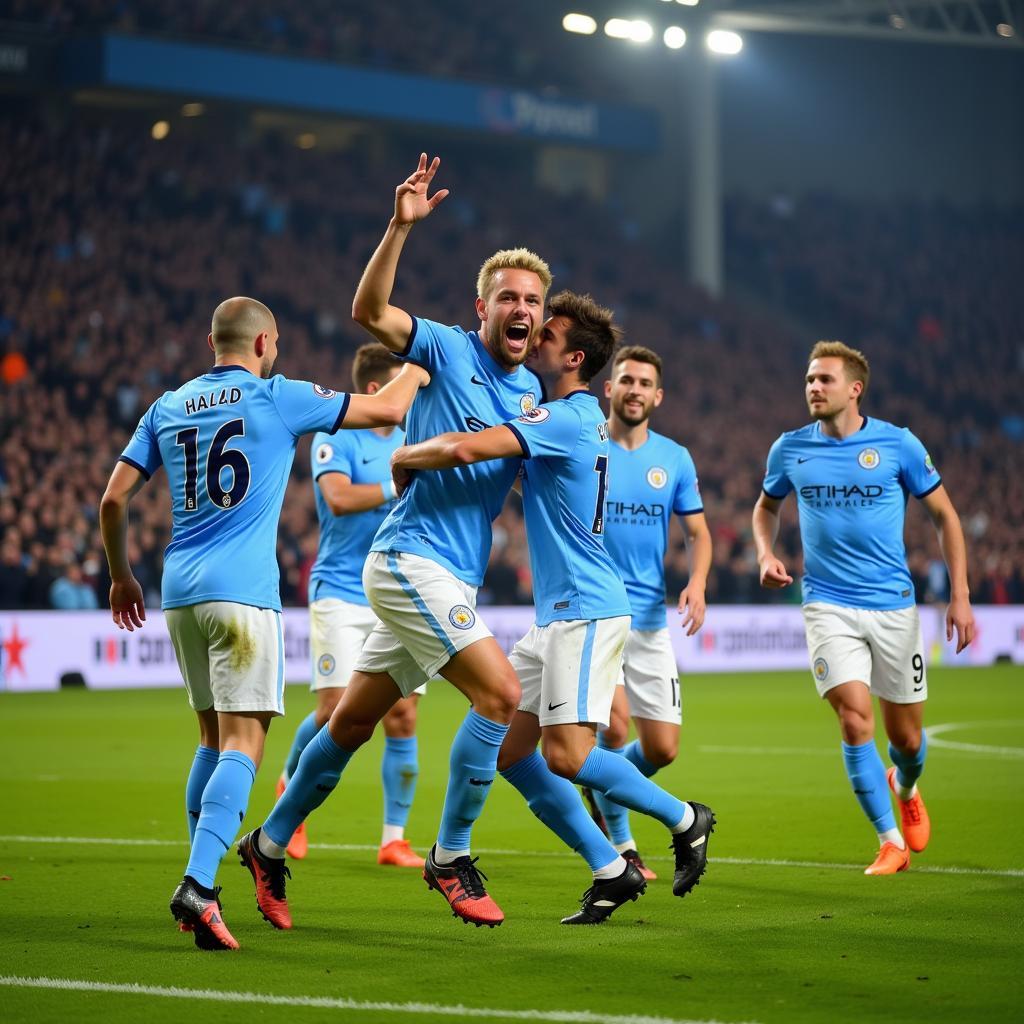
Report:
313,383,336,399
318,654,336,676
517,407,550,425
647,466,668,489
316,443,334,464
449,605,476,630
520,393,537,415
857,447,880,470
813,657,829,682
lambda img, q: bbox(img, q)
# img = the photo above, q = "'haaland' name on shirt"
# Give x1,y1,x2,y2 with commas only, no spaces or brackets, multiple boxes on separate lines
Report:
799,483,883,508
184,387,243,416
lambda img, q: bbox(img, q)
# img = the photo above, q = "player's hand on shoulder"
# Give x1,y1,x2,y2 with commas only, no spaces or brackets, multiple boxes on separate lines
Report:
390,447,414,497
399,362,431,388
946,594,976,653
393,153,449,227
678,583,707,636
109,577,146,631
758,555,793,589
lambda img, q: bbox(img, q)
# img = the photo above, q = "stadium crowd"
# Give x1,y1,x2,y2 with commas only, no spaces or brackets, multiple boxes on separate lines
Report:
1,104,1021,611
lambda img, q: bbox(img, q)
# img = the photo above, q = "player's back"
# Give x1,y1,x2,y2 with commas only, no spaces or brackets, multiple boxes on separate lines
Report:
121,366,348,611
508,391,630,626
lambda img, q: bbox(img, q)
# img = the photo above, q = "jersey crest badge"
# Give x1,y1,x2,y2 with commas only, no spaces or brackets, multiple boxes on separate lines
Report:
449,605,476,630
517,407,550,425
857,448,880,470
647,466,668,489
316,443,334,464
520,393,537,415
312,384,337,399
813,657,829,682
318,654,336,676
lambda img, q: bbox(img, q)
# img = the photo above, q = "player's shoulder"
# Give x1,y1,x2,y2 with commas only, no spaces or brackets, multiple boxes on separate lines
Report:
647,428,692,461
415,317,473,350
774,422,818,448
863,416,913,440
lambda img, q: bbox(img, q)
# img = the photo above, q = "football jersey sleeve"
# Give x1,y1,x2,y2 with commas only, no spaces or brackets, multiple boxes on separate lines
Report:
899,428,942,498
119,402,163,479
672,447,703,515
505,401,582,459
311,430,355,481
402,318,467,375
270,376,350,437
762,435,792,499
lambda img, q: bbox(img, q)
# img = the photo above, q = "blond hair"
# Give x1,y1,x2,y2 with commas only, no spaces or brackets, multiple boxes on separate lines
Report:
476,248,552,302
809,340,870,405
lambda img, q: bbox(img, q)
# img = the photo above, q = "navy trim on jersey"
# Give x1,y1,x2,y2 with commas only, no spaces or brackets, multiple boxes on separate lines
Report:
206,364,250,376
313,468,345,483
504,422,531,458
679,506,705,516
762,486,788,500
330,392,352,433
117,455,151,480
563,388,591,401
915,479,942,500
398,317,418,358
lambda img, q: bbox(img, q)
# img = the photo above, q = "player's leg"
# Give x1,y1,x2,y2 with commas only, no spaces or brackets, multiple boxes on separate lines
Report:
806,603,908,875
378,692,425,866
587,685,628,838
872,606,931,852
186,708,220,844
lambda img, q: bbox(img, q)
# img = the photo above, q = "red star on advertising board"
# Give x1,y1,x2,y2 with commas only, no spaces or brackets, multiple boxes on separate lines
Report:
1,621,29,677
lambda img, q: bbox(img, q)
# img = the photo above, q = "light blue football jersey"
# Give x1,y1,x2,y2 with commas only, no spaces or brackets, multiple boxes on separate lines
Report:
308,426,404,605
762,417,941,610
604,431,703,630
120,365,349,611
371,318,541,586
505,391,631,627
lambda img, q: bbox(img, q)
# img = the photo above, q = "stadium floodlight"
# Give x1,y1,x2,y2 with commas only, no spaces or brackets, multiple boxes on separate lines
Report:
605,18,653,43
996,23,1015,38
296,133,317,150
181,102,205,117
706,29,743,55
664,26,687,49
562,13,597,35
151,120,170,140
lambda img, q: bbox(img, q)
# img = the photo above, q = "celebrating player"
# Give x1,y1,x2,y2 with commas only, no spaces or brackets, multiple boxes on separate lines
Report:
391,292,716,924
98,296,428,950
238,155,545,929
584,345,712,879
752,341,976,874
274,343,425,868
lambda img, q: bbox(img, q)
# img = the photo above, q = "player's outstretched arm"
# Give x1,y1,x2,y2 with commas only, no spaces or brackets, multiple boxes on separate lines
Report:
99,460,149,631
390,425,523,494
752,493,794,589
920,485,976,652
343,363,430,429
318,473,397,516
351,153,450,351
677,511,712,636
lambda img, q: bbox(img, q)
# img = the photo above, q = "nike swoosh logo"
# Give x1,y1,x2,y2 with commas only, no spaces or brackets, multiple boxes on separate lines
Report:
361,456,374,464
470,375,488,386
797,457,815,464
547,701,568,711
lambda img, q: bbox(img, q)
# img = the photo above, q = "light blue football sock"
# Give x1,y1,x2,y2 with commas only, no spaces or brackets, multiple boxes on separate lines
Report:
283,711,321,782
591,736,633,845
623,739,659,778
185,750,256,889
842,740,897,833
437,709,509,853
501,750,618,871
185,745,219,844
382,736,419,827
263,726,354,849
574,746,686,829
889,732,927,792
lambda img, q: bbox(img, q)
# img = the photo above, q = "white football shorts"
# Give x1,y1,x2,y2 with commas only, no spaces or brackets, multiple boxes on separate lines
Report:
802,602,927,704
354,551,492,697
309,596,427,696
166,601,285,715
512,616,630,728
619,627,682,725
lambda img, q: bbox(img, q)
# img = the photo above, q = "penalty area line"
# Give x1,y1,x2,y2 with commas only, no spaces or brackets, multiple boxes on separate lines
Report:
0,834,1021,877
0,976,757,1024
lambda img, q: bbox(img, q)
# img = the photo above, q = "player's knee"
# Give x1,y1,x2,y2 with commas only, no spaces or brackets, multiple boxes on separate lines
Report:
642,739,677,768
601,719,628,749
542,747,585,781
383,703,417,738
836,705,874,745
889,726,922,755
473,671,521,723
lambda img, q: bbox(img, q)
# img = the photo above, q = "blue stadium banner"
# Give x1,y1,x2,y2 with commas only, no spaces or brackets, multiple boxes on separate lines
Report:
60,34,658,151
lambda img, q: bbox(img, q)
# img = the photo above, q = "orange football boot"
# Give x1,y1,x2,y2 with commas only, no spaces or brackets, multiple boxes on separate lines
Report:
169,880,239,951
238,829,293,929
864,841,910,875
423,846,504,927
378,838,425,867
274,774,308,860
887,766,930,852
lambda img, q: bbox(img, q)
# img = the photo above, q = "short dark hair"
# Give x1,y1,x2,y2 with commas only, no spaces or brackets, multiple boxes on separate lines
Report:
612,345,662,386
809,340,870,406
352,343,401,393
547,290,621,384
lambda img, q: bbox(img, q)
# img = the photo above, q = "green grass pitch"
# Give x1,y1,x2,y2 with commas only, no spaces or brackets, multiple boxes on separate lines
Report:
1,666,1022,1024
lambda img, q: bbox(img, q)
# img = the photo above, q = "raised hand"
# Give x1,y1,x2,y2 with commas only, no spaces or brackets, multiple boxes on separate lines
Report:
394,153,449,226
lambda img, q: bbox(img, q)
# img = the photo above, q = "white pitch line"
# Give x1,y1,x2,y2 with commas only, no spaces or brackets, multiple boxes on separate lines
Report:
925,722,1024,758
1,834,1021,878
697,746,833,756
0,976,756,1024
